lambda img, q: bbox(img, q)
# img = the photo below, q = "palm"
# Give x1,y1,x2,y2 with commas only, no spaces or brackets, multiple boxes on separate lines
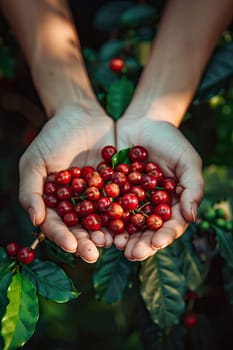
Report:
116,117,204,260
19,105,115,262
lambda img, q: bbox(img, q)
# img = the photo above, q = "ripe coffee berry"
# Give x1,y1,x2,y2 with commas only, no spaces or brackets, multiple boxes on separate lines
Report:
17,247,35,264
129,145,148,162
109,58,125,72
183,312,198,328
6,242,20,257
101,145,117,163
42,144,178,240
63,211,79,227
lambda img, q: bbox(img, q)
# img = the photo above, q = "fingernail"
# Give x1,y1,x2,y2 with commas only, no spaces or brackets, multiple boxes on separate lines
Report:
28,207,37,226
191,203,198,222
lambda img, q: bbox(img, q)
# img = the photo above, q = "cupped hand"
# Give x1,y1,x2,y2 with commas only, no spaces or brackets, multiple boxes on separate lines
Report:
116,116,204,261
18,103,115,263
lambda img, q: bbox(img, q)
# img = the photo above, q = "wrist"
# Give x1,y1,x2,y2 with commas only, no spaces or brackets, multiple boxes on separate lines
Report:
30,49,100,118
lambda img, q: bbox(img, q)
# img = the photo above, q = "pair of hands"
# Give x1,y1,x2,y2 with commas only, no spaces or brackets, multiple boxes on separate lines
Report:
19,104,204,263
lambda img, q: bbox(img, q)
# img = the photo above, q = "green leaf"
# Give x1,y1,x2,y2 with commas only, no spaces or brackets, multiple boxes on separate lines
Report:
0,37,15,79
1,271,39,350
0,270,13,349
194,42,233,103
91,61,119,90
111,147,131,168
214,225,233,268
98,39,125,61
44,239,75,266
0,247,11,274
173,225,209,291
120,4,157,27
93,246,136,304
94,1,133,31
139,247,186,330
22,259,80,303
106,77,134,120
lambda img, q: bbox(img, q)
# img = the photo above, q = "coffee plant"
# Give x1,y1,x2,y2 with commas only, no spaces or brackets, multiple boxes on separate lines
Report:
0,1,233,349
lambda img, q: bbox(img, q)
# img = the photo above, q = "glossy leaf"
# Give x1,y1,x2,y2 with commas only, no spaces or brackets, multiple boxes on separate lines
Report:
194,42,233,103
0,37,15,78
91,61,119,90
140,247,186,330
214,225,233,268
44,238,75,266
120,4,157,27
111,147,131,168
0,270,13,349
173,225,209,291
106,77,134,120
98,39,125,61
22,259,80,303
0,247,11,274
1,270,39,350
93,246,136,303
94,1,133,31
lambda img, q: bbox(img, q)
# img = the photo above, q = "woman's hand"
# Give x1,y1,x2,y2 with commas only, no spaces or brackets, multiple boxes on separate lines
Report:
19,104,115,263
116,116,204,261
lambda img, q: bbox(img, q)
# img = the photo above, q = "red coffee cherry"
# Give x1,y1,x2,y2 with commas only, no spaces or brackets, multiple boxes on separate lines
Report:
151,190,172,206
82,213,102,231
97,196,111,212
106,202,124,219
44,181,57,195
71,178,87,194
129,145,148,162
56,200,74,217
116,163,130,175
86,186,101,201
6,242,20,257
109,58,125,72
109,219,125,235
121,193,139,211
130,213,146,228
56,186,72,201
153,203,172,221
69,166,81,178
160,177,177,193
55,170,72,185
146,214,163,231
104,183,120,198
141,174,157,190
101,145,117,163
183,312,198,328
80,200,95,217
63,211,79,227
81,165,95,180
17,247,35,264
43,193,58,208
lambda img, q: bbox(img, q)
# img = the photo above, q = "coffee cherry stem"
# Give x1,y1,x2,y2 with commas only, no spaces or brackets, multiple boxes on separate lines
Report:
30,232,45,250
137,201,151,214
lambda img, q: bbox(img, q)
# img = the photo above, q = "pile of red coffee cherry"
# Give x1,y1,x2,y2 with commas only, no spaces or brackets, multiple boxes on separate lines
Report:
43,145,178,235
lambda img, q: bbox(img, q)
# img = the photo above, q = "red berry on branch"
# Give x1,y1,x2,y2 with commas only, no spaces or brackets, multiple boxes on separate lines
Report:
17,247,35,264
109,58,125,72
6,242,20,257
183,312,198,328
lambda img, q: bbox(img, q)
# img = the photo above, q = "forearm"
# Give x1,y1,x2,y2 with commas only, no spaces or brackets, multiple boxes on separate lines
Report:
0,0,100,117
126,0,233,127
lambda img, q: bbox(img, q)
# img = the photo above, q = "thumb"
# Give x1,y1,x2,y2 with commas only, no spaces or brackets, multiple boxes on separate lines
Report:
177,154,204,222
19,163,46,226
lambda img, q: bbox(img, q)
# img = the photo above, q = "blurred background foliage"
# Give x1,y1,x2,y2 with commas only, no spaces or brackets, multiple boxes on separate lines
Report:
0,0,233,349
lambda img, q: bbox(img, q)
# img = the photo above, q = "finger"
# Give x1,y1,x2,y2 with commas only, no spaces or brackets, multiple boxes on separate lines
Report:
71,227,99,263
114,232,129,250
131,230,158,260
19,161,46,226
40,209,78,252
101,228,114,248
151,203,188,249
124,232,141,260
176,153,204,222
90,230,106,247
